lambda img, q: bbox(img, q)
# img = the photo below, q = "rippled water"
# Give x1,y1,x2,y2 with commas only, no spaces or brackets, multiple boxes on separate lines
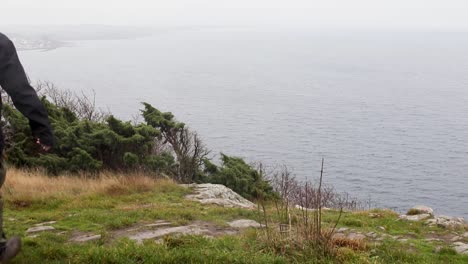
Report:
18,29,468,217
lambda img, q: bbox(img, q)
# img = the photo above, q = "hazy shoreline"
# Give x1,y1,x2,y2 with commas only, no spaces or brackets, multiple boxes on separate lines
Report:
4,24,154,51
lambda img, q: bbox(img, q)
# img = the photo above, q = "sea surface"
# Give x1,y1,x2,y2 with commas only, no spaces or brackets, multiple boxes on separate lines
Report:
17,28,468,217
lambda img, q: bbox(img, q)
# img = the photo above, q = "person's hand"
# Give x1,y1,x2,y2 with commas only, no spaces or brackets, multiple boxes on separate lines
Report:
36,138,52,152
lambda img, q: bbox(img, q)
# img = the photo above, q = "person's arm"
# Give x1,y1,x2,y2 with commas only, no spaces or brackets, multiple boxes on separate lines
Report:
0,33,55,148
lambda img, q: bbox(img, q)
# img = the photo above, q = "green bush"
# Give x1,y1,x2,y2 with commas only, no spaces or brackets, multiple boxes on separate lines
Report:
1,86,275,198
2,98,174,175
203,154,276,201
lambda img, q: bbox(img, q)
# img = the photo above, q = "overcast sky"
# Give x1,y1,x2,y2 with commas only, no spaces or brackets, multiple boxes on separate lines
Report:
2,0,468,30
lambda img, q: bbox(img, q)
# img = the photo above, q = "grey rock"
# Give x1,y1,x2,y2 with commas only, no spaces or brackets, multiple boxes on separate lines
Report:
399,214,431,221
145,221,172,228
408,205,434,215
27,226,55,233
453,242,468,254
337,228,348,233
70,234,101,243
331,233,346,240
294,205,316,212
377,226,386,231
294,205,330,212
463,232,468,238
228,219,264,229
430,215,465,229
366,232,378,238
184,184,256,209
34,221,57,226
348,233,366,240
375,234,391,241
128,225,211,244
450,236,462,242
425,238,442,242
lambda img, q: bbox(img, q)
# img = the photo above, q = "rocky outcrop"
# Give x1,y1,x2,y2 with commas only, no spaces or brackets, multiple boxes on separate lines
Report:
399,214,431,221
184,184,256,209
426,215,465,229
407,205,434,216
121,220,261,244
128,224,214,244
228,219,264,229
400,206,466,230
399,205,433,221
453,242,468,255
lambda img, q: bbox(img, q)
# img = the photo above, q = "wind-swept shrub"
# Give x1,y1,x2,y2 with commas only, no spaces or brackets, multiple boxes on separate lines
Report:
203,154,276,201
142,103,209,183
1,87,174,175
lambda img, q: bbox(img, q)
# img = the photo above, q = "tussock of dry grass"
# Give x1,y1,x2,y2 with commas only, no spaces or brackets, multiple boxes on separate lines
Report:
2,168,175,202
331,237,368,251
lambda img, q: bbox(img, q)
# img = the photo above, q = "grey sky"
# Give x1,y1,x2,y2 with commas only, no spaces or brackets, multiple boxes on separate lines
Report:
2,0,468,30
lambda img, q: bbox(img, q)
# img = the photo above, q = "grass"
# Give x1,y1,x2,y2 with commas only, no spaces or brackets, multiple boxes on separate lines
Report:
1,168,467,263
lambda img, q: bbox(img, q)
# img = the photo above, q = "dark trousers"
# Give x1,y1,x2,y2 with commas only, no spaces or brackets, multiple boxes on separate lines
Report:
0,157,6,244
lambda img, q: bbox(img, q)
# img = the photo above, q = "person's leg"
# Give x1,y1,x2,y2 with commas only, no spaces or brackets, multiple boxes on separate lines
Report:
0,154,21,262
0,157,6,245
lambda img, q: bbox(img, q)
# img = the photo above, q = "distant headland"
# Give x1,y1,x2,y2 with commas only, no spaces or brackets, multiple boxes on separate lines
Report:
4,24,154,51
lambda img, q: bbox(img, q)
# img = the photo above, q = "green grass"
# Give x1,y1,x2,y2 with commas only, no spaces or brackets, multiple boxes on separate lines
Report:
3,173,468,263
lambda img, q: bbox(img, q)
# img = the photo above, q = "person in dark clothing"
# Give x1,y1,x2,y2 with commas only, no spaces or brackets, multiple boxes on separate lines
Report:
0,32,55,263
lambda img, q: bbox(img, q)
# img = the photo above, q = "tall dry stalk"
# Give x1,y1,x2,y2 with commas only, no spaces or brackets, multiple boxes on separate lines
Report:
257,159,346,258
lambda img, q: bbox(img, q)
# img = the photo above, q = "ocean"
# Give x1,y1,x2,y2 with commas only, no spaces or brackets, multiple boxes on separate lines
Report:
17,28,468,217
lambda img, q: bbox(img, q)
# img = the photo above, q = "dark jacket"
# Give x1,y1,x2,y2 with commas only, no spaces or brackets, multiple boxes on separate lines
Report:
0,32,55,153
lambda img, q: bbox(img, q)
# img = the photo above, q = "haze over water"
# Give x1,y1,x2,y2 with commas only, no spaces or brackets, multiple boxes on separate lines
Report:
18,28,468,217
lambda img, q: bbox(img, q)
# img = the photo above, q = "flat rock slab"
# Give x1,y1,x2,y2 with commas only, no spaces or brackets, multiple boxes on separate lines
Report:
116,220,241,244
128,225,211,244
145,221,172,228
34,221,57,226
27,226,55,233
70,234,101,243
184,184,256,209
453,242,468,255
427,215,465,229
228,219,263,229
399,214,431,221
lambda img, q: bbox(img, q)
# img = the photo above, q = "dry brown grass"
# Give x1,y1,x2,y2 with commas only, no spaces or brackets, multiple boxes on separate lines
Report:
2,168,175,202
331,237,368,251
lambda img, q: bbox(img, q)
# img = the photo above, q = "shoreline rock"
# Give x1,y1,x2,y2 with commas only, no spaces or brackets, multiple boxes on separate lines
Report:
426,215,465,229
183,183,256,209
399,205,466,231
399,214,431,221
407,205,434,216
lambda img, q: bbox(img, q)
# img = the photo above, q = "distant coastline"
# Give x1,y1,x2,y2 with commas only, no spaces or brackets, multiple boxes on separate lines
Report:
5,24,154,51
11,35,66,51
